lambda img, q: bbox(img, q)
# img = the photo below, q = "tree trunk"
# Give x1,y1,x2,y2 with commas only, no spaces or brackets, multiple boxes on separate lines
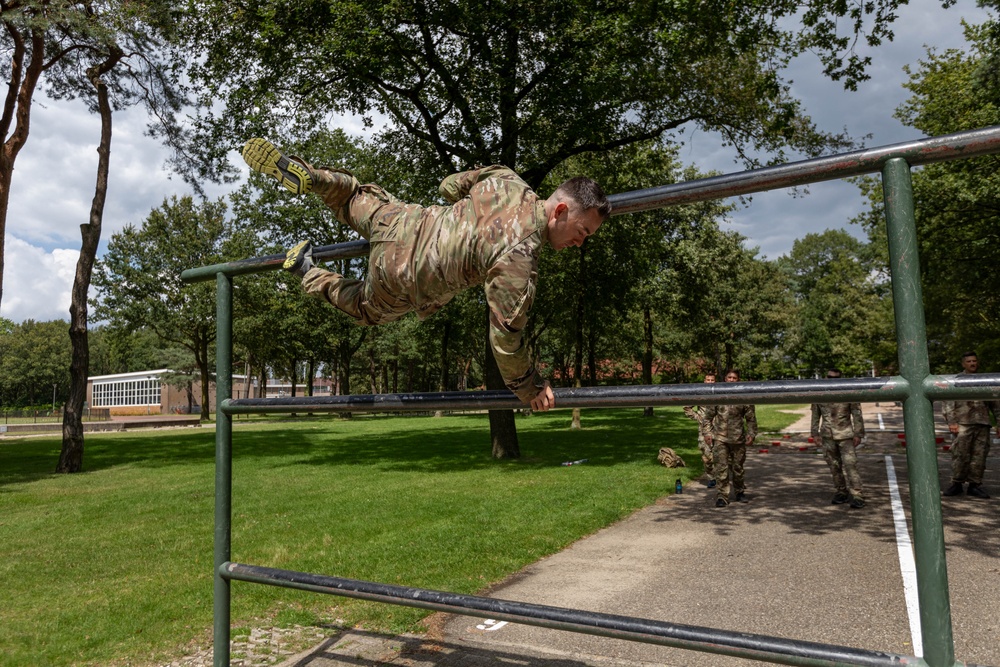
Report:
198,339,211,421
570,375,582,430
435,320,450,417
58,52,121,473
0,27,46,311
642,306,654,418
486,307,519,458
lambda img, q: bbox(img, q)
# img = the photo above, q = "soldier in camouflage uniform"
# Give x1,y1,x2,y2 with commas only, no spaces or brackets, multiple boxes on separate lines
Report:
241,138,610,411
683,372,716,486
941,352,1000,499
810,368,866,508
702,369,757,507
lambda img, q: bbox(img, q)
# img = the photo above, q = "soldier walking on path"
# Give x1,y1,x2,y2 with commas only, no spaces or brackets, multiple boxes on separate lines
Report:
811,368,866,509
942,351,1000,499
683,372,717,487
702,369,757,507
241,138,610,413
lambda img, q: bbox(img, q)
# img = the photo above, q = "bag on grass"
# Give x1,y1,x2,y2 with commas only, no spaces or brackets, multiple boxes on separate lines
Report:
657,447,686,468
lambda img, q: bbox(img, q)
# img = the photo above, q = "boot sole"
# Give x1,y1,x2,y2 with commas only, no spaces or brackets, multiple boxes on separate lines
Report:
242,138,312,195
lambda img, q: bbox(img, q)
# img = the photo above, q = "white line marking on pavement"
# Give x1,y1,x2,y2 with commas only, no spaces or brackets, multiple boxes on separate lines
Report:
885,455,923,657
878,412,886,430
475,619,508,632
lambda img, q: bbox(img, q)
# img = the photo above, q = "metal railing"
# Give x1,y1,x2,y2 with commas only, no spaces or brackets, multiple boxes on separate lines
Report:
182,125,1000,667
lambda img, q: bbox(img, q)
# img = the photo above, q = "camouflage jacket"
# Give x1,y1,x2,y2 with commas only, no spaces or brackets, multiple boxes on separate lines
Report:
385,165,547,402
942,373,1000,425
702,404,757,444
810,403,864,441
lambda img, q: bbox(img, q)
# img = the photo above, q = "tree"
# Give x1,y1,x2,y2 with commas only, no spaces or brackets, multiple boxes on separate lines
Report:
855,21,1000,370
92,196,233,421
0,2,188,472
778,229,894,376
0,319,71,408
0,1,187,311
176,0,914,454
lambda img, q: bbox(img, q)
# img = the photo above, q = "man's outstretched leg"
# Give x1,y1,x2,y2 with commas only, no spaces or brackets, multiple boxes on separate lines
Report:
242,138,382,238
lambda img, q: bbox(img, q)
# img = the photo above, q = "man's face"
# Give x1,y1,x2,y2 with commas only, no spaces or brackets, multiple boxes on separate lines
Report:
704,374,716,384
724,372,739,382
962,355,979,373
827,373,841,380
548,204,603,250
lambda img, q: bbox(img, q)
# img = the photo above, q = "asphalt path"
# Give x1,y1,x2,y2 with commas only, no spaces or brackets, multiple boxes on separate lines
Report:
279,403,1000,667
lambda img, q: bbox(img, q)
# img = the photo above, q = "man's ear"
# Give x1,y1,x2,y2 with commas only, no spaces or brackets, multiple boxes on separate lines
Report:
554,201,569,218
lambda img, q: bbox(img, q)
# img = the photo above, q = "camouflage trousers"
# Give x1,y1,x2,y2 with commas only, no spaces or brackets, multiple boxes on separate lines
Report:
950,424,992,485
712,440,746,503
300,167,414,325
821,437,863,499
697,433,714,476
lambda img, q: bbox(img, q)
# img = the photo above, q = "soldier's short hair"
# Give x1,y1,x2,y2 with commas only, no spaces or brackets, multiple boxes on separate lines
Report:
962,351,978,359
553,177,612,219
724,368,740,379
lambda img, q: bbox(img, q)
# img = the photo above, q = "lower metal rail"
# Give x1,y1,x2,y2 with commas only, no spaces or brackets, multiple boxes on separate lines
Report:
223,562,936,667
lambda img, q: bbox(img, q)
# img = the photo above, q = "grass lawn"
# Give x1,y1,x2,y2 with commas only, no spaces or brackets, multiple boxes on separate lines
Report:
0,405,801,667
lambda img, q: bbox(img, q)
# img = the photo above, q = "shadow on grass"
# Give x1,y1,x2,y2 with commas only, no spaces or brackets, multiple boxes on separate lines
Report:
0,409,698,487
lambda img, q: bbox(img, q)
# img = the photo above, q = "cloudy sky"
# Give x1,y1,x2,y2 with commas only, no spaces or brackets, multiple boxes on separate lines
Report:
1,0,993,323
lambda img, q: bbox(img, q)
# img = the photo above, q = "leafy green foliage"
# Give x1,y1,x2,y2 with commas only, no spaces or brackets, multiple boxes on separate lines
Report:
0,319,71,407
91,196,237,418
778,229,894,375
855,21,1000,371
173,0,902,184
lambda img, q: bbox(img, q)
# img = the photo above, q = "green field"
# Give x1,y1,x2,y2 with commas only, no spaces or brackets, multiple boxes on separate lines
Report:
0,405,801,667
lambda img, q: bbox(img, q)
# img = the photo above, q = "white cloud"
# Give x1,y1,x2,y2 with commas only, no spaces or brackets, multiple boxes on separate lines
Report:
1,236,79,322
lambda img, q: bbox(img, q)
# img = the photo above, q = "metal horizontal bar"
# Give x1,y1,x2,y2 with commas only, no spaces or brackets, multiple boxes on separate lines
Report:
181,126,1000,280
222,562,923,667
222,377,913,415
607,125,1000,215
180,239,371,283
922,373,1000,401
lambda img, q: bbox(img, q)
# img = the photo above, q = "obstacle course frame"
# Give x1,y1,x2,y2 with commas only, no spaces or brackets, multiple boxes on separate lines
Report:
182,126,1000,667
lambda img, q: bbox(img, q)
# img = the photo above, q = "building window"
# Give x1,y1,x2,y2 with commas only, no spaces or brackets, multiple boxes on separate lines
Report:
92,378,161,407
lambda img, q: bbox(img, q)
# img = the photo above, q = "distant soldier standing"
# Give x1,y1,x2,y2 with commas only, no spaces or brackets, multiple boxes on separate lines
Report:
811,368,866,508
942,351,1000,499
241,138,610,412
703,369,757,507
683,372,717,487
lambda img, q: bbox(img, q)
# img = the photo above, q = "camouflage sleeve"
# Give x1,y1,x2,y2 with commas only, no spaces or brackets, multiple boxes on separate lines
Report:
485,248,542,403
851,403,865,438
439,165,517,204
701,406,718,438
941,400,956,426
745,405,758,442
989,400,1000,425
810,404,821,436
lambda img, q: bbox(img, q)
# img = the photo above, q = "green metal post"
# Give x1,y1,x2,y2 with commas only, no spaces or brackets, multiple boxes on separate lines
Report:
213,273,233,667
881,158,954,667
